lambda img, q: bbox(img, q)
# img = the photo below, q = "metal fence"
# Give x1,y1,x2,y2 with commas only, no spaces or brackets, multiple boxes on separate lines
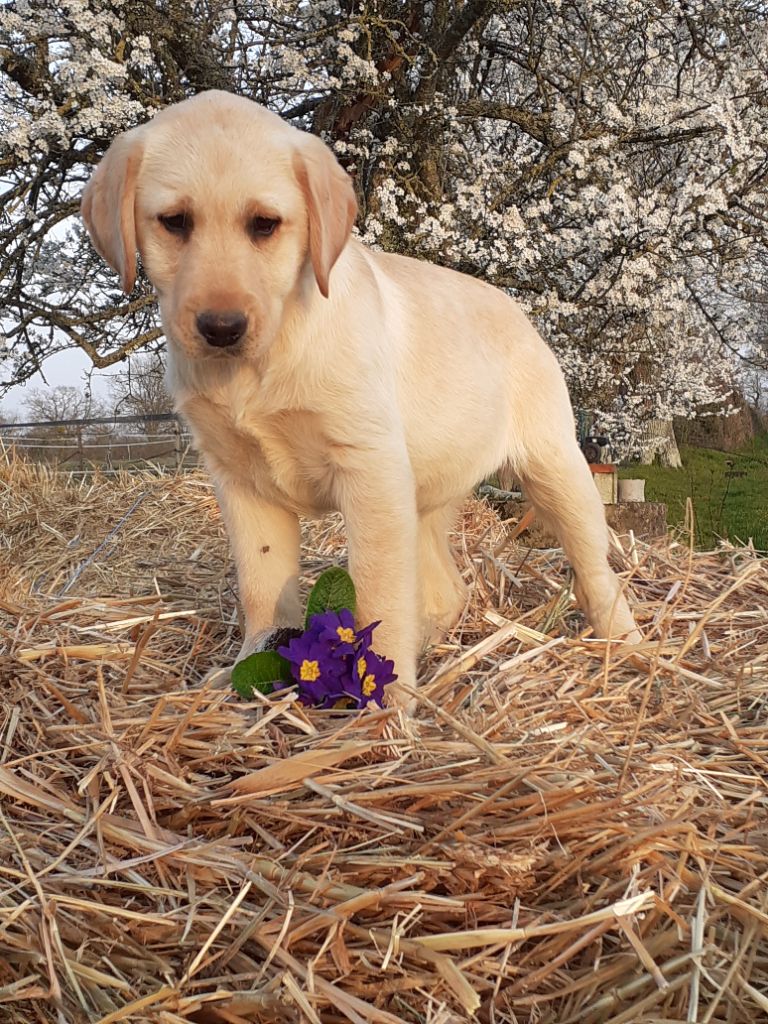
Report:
0,412,198,474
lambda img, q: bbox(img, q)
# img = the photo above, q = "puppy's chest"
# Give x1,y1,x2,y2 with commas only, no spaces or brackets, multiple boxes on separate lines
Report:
188,399,338,513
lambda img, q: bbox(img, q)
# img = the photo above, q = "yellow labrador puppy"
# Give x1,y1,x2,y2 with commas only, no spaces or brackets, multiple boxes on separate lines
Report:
82,90,639,699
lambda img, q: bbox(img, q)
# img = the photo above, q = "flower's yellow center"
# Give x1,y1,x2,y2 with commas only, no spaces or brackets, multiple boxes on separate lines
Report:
300,659,321,682
362,674,376,697
357,656,367,679
336,626,355,643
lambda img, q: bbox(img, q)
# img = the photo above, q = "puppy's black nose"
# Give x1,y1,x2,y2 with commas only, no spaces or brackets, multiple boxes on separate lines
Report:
196,310,247,348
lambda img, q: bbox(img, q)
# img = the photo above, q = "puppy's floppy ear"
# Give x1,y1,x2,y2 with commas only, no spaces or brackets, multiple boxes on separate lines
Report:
292,134,357,298
81,128,144,294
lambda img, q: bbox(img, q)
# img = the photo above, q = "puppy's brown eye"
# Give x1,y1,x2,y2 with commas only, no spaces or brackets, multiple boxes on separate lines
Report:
249,216,279,239
159,212,191,236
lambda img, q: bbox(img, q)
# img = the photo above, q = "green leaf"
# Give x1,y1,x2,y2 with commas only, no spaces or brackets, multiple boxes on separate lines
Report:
305,567,356,626
231,651,293,699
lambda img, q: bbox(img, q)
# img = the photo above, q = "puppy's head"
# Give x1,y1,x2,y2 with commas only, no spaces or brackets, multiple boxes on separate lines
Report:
81,90,357,360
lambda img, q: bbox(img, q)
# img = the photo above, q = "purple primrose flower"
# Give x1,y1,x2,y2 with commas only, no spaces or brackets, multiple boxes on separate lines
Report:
277,627,345,707
278,611,396,709
315,608,358,654
352,647,398,707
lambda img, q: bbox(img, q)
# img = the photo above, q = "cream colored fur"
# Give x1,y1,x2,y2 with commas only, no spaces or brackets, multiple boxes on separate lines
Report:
82,90,640,702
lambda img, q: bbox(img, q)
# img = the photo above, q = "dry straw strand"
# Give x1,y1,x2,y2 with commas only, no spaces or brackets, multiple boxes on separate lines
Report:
1,452,767,1023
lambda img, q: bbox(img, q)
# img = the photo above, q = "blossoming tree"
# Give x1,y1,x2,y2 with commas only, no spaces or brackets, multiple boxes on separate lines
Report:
2,0,766,458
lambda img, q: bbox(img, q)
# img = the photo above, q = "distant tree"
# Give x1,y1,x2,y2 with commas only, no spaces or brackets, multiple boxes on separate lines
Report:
23,385,100,423
741,369,768,416
109,352,174,434
21,385,113,448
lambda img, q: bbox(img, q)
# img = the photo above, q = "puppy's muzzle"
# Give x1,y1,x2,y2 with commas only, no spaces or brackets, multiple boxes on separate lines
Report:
196,310,247,348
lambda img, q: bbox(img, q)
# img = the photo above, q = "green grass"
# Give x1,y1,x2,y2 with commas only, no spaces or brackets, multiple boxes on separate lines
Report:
619,435,768,550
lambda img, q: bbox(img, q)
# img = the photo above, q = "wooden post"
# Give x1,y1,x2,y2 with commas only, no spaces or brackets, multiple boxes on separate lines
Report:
174,419,182,469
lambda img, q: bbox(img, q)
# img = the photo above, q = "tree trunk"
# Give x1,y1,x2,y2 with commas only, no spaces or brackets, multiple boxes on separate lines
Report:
638,419,682,468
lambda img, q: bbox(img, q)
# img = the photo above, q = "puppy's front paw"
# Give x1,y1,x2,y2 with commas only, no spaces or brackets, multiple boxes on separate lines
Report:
384,680,419,716
236,627,303,664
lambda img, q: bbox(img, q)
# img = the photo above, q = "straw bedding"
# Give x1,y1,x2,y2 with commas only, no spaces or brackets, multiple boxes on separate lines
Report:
1,451,766,1024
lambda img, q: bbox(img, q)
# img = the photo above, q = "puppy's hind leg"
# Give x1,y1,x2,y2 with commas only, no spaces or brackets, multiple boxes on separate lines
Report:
418,503,468,646
515,436,640,643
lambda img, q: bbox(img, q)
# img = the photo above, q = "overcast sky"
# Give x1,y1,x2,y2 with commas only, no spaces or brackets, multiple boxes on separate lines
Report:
2,348,120,416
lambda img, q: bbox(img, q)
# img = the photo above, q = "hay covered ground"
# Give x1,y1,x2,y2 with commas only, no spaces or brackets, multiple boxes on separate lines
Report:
1,452,767,1024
